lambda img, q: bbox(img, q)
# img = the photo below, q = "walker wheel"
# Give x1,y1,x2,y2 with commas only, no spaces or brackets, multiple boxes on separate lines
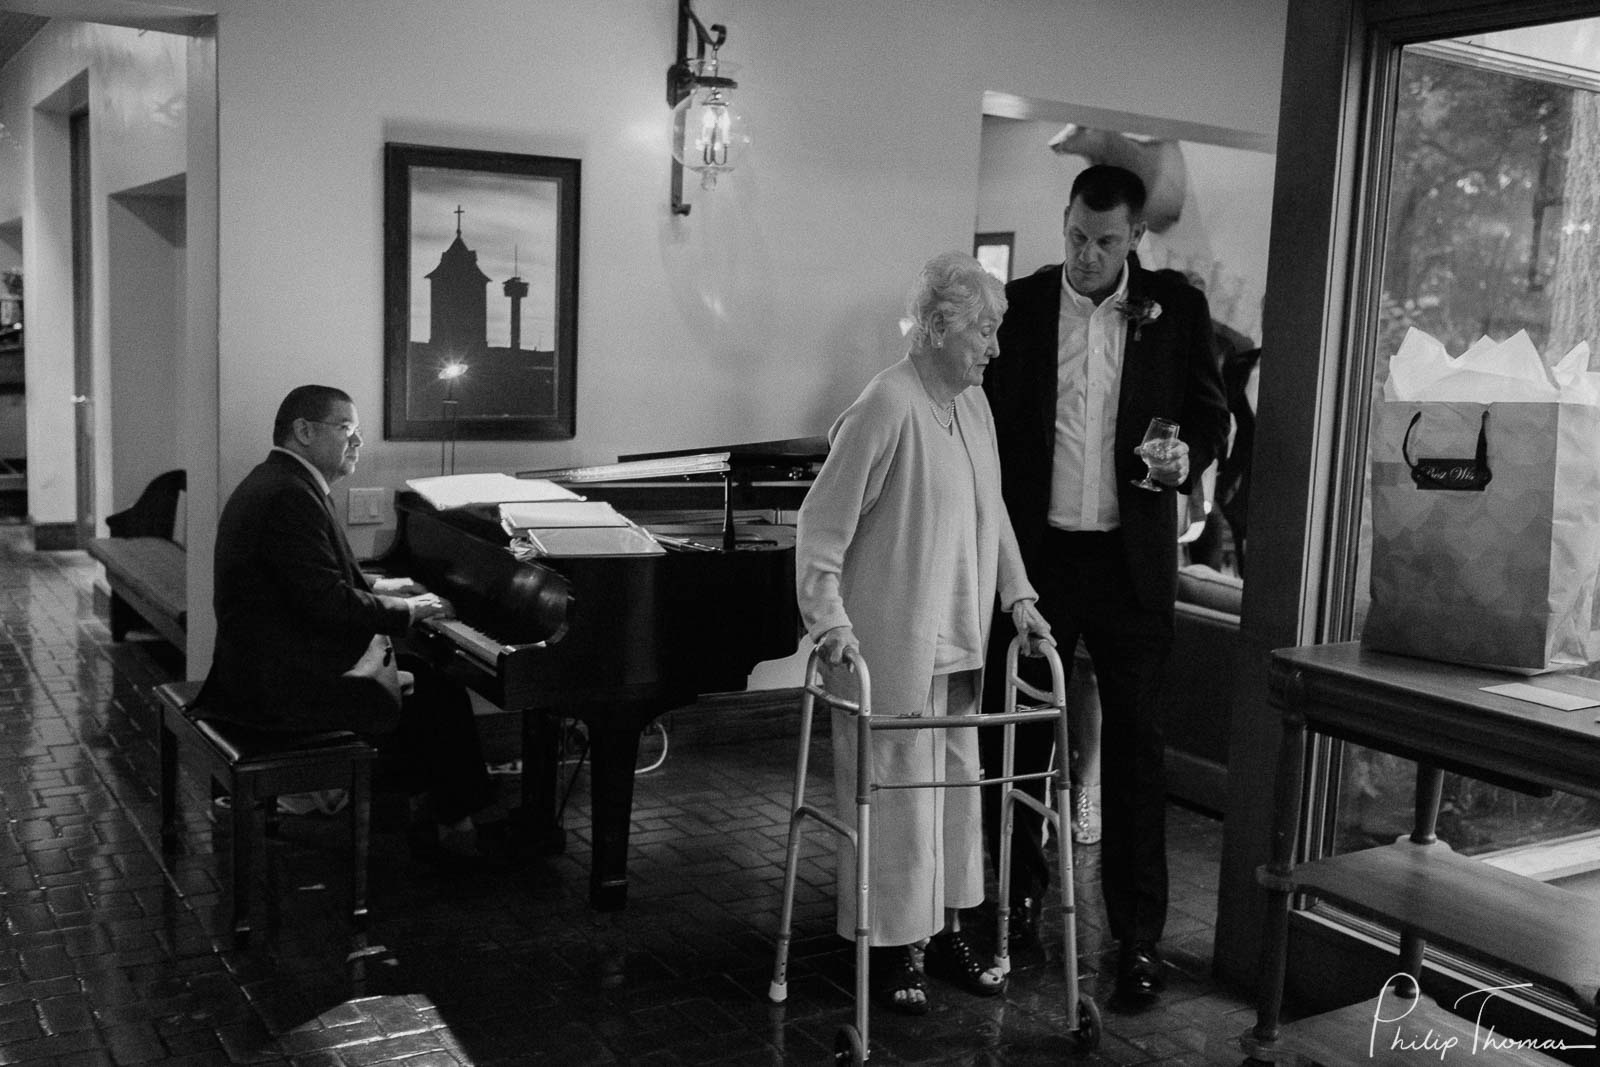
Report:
834,1024,865,1065
1070,995,1103,1051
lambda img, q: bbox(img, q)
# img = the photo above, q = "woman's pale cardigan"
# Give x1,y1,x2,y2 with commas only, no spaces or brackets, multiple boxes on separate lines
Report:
798,358,1036,714
796,357,1037,942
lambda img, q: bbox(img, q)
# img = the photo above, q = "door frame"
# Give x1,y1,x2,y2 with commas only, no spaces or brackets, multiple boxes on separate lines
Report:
70,106,93,549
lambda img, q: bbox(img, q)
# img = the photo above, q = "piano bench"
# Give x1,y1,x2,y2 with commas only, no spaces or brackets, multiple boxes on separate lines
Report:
153,681,378,947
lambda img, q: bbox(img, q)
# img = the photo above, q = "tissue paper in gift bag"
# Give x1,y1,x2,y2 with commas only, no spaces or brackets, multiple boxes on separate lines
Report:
1363,399,1600,673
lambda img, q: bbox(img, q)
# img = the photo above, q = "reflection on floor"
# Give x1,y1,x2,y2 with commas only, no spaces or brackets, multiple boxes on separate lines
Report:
0,522,1257,1065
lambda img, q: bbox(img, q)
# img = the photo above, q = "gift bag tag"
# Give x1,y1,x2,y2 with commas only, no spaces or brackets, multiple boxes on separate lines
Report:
1403,409,1492,491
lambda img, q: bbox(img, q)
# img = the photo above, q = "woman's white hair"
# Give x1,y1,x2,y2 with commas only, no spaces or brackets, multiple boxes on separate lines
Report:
906,251,1006,347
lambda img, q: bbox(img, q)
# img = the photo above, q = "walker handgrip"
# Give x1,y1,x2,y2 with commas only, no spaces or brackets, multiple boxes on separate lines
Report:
804,643,872,716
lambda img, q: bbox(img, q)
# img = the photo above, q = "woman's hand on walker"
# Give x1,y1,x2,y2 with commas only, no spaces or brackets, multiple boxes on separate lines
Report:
1010,599,1053,656
816,625,860,666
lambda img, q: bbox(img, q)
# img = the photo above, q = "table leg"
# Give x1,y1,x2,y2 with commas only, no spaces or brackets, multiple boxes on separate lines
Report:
1396,762,1445,985
1245,703,1309,1062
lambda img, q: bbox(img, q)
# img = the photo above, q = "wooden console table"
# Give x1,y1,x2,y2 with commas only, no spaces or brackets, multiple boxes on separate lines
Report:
1245,641,1600,1066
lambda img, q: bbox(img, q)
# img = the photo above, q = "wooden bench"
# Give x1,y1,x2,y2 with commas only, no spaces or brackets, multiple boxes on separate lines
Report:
87,470,187,648
154,680,378,946
88,536,186,647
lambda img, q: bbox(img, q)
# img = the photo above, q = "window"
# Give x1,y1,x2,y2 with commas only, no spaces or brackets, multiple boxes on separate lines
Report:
1337,17,1600,919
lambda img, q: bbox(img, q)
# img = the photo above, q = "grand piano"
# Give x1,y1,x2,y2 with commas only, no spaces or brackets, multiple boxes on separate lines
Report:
387,438,826,909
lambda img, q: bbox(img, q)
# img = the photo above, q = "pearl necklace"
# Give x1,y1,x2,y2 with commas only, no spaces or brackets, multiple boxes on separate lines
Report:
928,397,957,433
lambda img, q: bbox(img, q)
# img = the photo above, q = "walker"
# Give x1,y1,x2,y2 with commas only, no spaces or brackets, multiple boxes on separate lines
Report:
767,635,1102,1064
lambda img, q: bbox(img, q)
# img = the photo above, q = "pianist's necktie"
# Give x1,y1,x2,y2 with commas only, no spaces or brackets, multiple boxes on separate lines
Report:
320,490,373,592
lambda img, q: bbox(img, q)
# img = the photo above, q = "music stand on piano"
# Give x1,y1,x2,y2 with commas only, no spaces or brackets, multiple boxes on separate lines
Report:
521,436,827,551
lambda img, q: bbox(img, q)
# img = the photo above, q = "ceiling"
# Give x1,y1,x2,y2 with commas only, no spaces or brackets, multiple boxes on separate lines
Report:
0,11,48,71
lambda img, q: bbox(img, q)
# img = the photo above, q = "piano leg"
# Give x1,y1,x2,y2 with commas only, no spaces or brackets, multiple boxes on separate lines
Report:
584,707,653,912
515,706,652,911
519,712,568,855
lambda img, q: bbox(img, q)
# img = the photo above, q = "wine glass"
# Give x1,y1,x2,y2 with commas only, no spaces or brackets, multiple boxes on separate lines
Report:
1132,417,1180,492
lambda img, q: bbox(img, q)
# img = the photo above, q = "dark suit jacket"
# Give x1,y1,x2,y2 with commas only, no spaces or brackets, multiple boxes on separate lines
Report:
201,451,413,730
984,257,1230,612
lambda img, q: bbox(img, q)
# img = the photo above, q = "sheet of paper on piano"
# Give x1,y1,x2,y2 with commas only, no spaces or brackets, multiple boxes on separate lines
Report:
501,499,666,557
499,500,630,529
405,472,580,510
514,525,666,556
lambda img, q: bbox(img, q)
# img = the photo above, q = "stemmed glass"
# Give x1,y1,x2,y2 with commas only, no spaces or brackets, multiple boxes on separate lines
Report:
1132,417,1180,492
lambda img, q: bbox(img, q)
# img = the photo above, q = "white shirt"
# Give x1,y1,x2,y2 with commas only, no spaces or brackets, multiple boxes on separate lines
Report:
272,445,331,498
1048,263,1130,531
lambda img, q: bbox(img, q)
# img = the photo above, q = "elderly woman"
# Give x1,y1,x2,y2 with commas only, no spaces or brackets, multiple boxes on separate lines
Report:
797,251,1051,1015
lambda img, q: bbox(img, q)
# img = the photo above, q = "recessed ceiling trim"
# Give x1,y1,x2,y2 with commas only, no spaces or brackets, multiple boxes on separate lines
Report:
0,0,212,38
0,12,50,71
983,90,1277,154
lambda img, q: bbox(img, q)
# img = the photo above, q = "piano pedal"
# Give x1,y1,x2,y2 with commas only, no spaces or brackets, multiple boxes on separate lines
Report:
559,720,589,765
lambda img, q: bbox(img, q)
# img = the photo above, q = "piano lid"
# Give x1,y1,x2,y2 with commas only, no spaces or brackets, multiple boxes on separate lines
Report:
517,437,830,486
619,436,829,469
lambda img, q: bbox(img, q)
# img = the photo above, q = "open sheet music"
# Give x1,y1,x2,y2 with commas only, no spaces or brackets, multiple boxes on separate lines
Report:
500,499,664,556
406,472,580,510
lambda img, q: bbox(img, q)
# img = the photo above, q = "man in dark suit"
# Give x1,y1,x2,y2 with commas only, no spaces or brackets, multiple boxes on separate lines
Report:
201,384,495,860
981,165,1229,1010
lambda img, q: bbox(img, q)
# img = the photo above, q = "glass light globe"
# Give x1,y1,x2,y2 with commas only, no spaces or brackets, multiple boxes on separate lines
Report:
672,57,750,191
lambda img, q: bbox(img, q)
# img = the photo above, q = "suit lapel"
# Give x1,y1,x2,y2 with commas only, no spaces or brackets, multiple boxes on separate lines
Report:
1114,262,1152,457
1034,271,1063,457
279,454,371,591
322,496,372,590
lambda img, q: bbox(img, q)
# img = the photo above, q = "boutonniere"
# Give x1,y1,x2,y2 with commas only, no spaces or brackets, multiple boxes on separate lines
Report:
1114,297,1162,341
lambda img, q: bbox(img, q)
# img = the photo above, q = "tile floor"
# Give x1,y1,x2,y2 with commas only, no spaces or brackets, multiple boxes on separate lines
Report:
0,522,1259,1065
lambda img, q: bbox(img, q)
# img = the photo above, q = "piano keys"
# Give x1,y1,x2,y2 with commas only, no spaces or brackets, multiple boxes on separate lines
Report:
389,438,823,909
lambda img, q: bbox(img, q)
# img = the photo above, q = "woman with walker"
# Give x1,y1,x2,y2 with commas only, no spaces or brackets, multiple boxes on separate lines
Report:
795,250,1052,1016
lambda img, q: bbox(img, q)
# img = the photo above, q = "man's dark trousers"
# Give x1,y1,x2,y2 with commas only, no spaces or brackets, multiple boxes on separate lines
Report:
981,527,1171,944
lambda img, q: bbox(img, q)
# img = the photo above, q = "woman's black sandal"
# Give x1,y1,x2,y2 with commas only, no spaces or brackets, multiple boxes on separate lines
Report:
925,928,1005,997
869,945,929,1016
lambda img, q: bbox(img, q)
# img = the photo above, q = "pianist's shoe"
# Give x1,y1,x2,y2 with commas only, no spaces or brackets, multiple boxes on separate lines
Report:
408,810,502,871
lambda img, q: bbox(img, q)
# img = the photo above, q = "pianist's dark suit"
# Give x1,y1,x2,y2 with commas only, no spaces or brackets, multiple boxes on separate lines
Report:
201,450,493,822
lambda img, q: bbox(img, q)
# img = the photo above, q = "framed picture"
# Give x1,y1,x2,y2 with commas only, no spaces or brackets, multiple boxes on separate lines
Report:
383,143,580,440
973,231,1015,283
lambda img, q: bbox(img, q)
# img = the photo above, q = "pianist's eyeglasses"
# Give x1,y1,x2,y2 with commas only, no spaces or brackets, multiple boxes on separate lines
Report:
306,419,362,442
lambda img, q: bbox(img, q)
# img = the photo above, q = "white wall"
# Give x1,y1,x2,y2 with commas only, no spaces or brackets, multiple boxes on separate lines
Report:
0,21,189,530
210,0,1287,561
6,0,1286,676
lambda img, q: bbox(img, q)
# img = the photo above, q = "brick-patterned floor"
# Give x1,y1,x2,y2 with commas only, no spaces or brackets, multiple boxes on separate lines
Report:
0,522,1257,1065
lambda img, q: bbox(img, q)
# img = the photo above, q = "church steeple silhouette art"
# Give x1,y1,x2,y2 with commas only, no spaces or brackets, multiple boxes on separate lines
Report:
405,207,557,424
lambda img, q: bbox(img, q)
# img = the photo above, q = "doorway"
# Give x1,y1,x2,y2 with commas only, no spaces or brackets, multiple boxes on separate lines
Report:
974,94,1277,814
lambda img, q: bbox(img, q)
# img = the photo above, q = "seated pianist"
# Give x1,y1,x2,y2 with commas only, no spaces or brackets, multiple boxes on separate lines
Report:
193,384,499,866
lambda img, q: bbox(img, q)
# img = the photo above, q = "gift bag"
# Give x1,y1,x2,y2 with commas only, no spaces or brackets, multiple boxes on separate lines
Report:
1363,399,1600,673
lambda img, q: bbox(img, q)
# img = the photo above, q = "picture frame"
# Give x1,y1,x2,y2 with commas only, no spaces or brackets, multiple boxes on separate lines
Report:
383,143,580,440
973,231,1015,283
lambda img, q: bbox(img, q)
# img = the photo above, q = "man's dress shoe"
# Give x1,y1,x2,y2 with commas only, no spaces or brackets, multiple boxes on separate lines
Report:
1112,940,1166,1012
